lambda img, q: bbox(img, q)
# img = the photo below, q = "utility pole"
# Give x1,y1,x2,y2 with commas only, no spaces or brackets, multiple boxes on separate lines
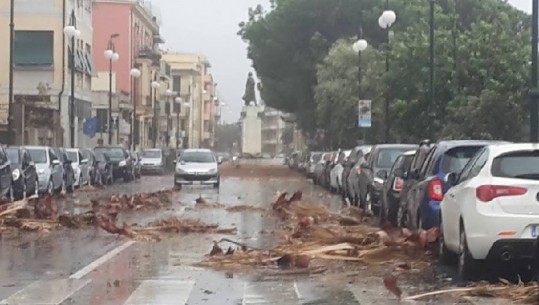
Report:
7,0,14,145
429,0,435,127
530,0,539,142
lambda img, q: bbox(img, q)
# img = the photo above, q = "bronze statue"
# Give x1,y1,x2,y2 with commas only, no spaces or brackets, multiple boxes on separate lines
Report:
242,72,257,106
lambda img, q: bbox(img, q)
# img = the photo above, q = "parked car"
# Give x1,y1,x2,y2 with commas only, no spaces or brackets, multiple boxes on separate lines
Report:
131,151,142,179
322,151,338,190
379,150,415,226
174,149,221,188
344,145,372,204
53,148,75,193
26,146,64,194
93,150,114,185
140,149,165,175
402,140,506,230
313,152,330,185
6,146,38,199
66,148,90,188
81,148,97,186
439,143,539,280
307,152,323,179
358,144,417,212
274,153,286,165
330,150,351,194
94,146,134,182
0,145,13,201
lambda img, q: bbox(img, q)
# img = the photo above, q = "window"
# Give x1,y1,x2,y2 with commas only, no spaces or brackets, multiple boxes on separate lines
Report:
458,148,488,183
441,146,485,174
173,76,182,93
14,31,54,67
96,109,109,132
179,151,215,163
375,149,412,168
419,147,437,178
492,150,539,180
6,148,19,164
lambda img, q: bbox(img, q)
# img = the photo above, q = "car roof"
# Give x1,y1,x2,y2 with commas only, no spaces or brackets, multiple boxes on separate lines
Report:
402,150,416,156
142,148,162,151
439,140,508,149
182,149,212,153
373,144,417,149
24,145,49,150
65,148,80,152
487,143,539,155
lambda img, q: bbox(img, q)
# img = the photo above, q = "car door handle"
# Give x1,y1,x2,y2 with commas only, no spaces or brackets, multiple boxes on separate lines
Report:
448,193,455,198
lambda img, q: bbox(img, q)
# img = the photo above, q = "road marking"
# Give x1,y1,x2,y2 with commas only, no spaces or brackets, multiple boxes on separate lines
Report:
123,280,195,305
0,279,90,305
69,240,135,280
242,282,302,305
293,281,303,299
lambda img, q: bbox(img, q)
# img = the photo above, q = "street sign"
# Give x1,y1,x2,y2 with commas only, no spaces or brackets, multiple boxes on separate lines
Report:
358,99,372,128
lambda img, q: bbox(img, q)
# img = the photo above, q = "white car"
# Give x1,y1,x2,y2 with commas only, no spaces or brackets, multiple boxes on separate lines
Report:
174,149,221,188
66,148,90,187
330,150,351,192
440,143,539,280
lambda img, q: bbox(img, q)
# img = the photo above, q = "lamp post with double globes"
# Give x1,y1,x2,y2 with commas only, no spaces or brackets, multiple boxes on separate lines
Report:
378,6,396,143
104,37,119,145
151,81,160,148
352,38,368,143
175,96,182,149
63,11,81,148
165,89,174,147
130,68,141,151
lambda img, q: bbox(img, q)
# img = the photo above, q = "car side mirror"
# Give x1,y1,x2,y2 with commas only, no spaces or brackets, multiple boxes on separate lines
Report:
376,170,388,180
52,159,60,166
80,158,88,165
444,172,458,187
394,168,405,178
218,156,223,164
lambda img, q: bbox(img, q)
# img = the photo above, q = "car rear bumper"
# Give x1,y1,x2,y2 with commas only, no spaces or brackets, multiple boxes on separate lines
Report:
486,239,536,262
175,174,219,185
141,165,163,173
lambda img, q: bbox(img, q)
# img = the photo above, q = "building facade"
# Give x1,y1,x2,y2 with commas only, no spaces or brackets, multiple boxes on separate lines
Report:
161,53,216,149
261,107,286,156
0,0,95,147
92,0,163,149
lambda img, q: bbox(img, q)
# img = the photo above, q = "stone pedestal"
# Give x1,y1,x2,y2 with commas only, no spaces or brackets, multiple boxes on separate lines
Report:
241,105,264,155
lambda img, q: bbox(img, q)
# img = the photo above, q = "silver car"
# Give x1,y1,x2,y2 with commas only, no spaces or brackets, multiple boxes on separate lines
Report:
140,149,165,175
174,149,221,188
26,146,64,194
66,148,90,187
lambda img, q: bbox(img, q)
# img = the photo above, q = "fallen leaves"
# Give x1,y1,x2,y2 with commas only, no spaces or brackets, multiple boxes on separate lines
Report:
383,275,539,304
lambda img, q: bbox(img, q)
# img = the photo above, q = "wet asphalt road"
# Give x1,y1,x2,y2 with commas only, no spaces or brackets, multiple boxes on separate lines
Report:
0,166,499,305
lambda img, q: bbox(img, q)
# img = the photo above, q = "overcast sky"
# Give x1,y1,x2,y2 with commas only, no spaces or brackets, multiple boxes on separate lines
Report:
151,0,529,124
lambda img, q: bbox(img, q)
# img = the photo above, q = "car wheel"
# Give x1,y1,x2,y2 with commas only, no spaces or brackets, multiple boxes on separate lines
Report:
458,226,480,281
47,179,53,195
396,204,406,228
439,218,457,265
175,183,182,191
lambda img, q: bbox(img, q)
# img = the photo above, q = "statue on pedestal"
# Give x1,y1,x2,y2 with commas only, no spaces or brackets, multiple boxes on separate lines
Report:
242,72,257,106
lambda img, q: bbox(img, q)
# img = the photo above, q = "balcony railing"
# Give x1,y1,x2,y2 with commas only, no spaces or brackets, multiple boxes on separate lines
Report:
138,47,161,66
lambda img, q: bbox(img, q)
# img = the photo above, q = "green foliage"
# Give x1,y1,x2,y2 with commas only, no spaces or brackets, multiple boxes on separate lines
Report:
240,0,532,147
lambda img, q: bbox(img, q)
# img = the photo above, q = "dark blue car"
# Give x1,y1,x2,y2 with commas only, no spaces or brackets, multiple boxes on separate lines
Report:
400,140,508,229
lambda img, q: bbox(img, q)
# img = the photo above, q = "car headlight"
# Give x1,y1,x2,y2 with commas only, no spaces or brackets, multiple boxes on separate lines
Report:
176,167,187,174
12,169,20,181
119,160,127,167
208,168,218,174
38,169,45,175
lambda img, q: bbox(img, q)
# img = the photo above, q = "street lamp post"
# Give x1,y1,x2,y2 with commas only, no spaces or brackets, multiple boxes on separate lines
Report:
379,3,396,143
130,68,141,151
175,96,182,149
353,37,368,143
165,89,173,147
530,0,539,142
104,35,120,145
63,10,81,148
429,0,435,119
7,0,14,145
151,80,160,148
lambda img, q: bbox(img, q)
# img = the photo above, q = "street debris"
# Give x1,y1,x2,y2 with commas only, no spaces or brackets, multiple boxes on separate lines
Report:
0,190,229,242
384,275,539,304
225,205,267,213
197,190,437,275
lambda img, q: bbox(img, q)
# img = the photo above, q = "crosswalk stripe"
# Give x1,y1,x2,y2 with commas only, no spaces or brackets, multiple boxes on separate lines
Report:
0,279,91,305
242,282,302,305
123,279,195,305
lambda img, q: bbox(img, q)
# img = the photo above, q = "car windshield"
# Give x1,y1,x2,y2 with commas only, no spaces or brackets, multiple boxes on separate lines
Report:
391,154,414,174
492,150,539,180
67,151,78,162
141,150,161,158
6,148,18,164
28,149,47,164
95,148,125,161
375,149,411,168
180,151,215,163
442,146,484,173
94,151,107,162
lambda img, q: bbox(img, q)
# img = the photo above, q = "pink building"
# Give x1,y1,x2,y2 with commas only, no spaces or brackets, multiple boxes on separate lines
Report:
92,0,163,148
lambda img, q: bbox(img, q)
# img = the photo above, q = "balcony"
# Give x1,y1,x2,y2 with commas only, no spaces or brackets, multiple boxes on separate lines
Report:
138,47,161,66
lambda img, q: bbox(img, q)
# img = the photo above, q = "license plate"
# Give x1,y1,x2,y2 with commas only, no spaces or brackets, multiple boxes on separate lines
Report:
192,181,201,185
532,226,538,238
